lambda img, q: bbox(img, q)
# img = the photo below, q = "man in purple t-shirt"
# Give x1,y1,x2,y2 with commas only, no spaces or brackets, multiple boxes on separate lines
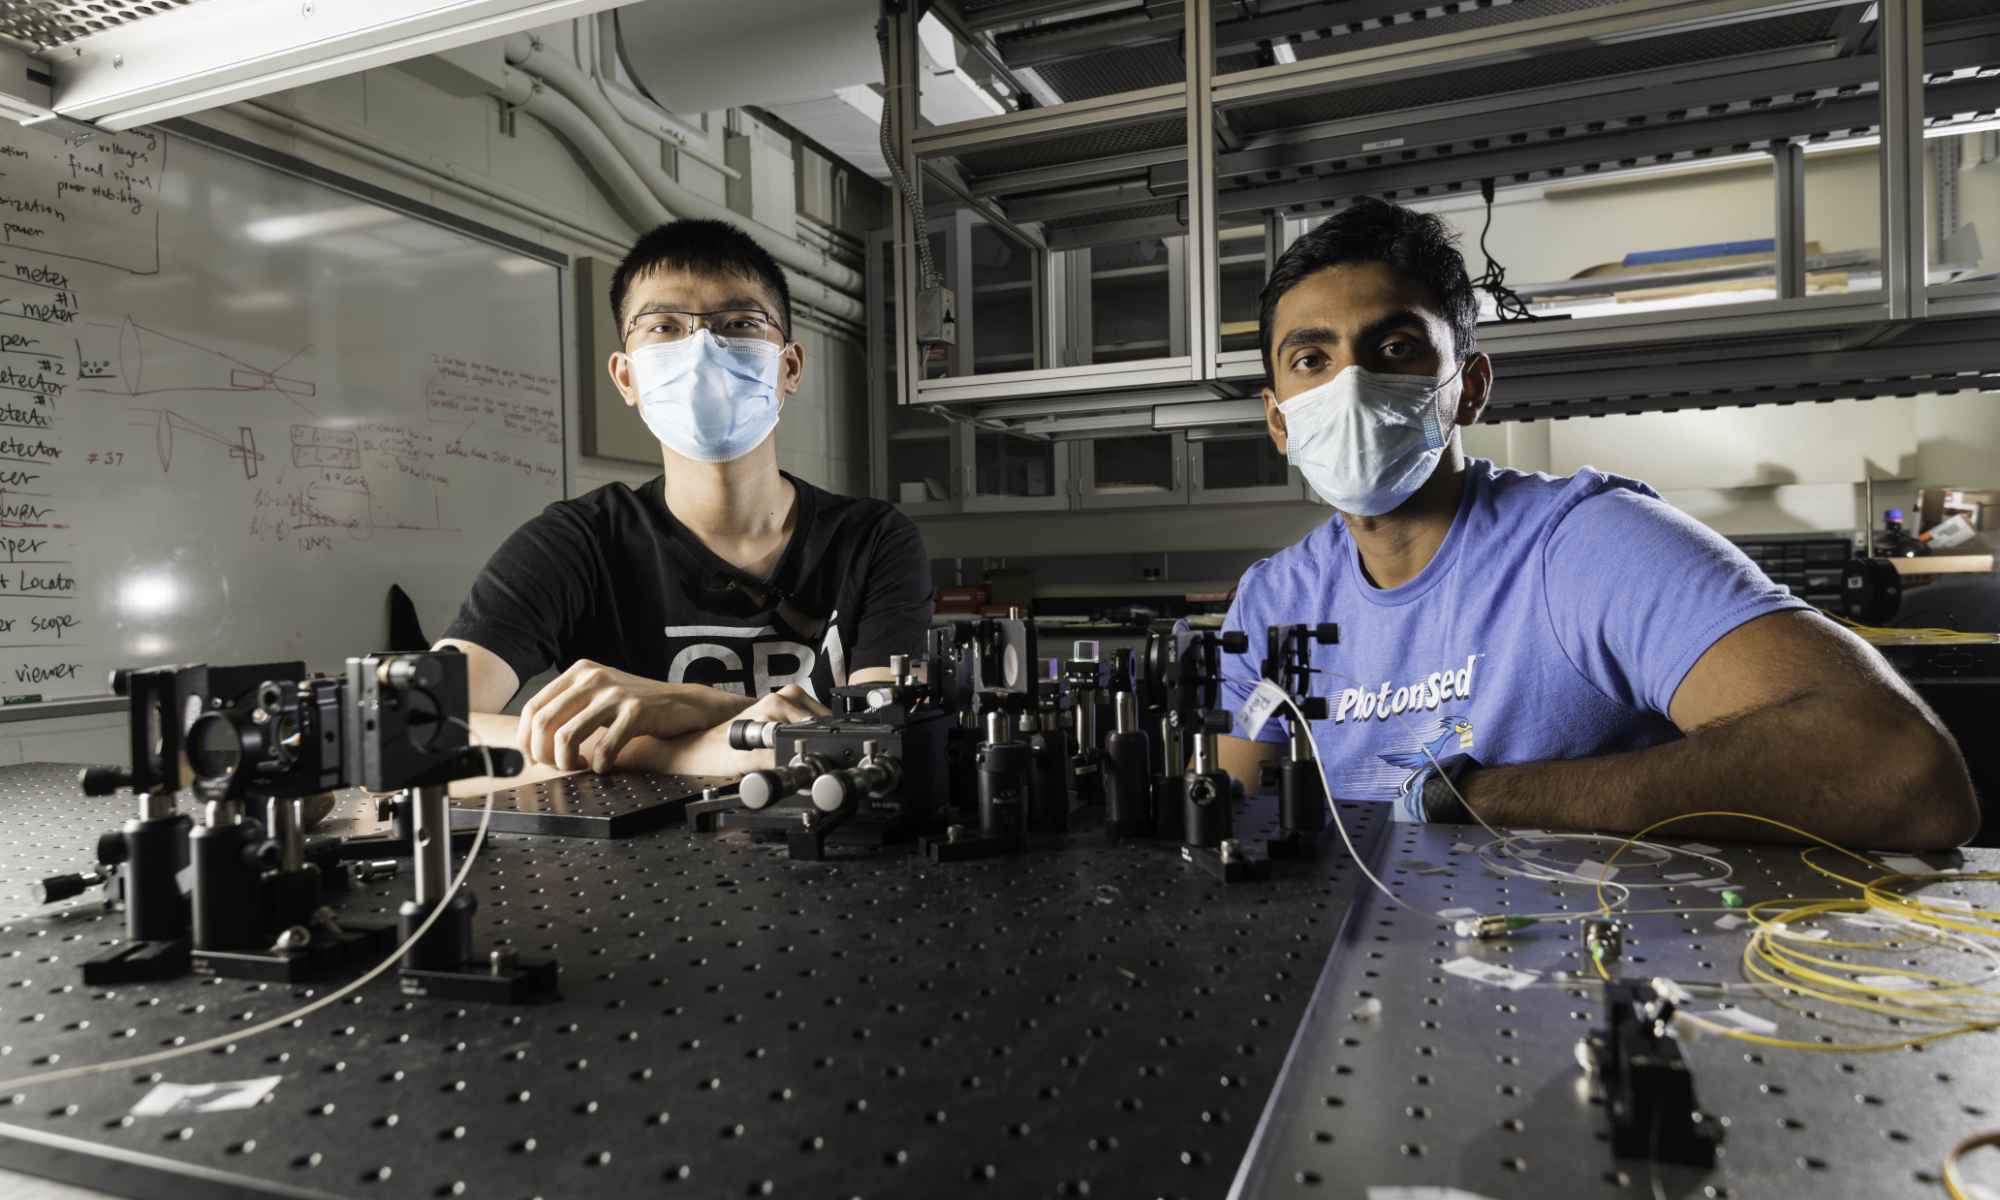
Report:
1218,198,1975,850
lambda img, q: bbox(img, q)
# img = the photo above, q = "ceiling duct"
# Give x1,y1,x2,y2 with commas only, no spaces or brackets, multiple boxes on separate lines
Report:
613,0,1010,178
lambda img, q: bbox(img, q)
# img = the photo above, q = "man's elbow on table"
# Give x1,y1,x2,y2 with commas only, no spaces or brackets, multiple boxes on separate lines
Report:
1870,708,1979,851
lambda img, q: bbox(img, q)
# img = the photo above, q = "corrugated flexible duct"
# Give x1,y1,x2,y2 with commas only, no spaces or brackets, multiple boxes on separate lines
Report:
503,34,866,326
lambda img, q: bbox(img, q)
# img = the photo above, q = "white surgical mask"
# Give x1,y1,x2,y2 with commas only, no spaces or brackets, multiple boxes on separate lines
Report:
1279,362,1462,516
628,329,785,463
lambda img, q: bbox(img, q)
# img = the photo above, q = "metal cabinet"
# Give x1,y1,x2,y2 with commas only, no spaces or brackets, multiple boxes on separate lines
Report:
1189,431,1306,505
960,426,1072,512
1075,432,1189,509
867,228,960,516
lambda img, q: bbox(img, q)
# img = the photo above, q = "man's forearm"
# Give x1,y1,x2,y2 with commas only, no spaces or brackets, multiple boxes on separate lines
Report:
1456,692,1974,850
619,724,772,778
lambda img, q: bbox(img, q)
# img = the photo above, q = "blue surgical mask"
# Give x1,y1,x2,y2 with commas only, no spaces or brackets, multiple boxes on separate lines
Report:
1279,362,1462,516
628,330,785,463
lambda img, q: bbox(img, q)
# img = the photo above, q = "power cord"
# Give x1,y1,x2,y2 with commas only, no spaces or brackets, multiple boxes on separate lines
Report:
876,19,940,293
1471,177,1540,323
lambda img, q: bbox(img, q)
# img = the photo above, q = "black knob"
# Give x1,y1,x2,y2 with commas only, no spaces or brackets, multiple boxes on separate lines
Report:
108,669,130,696
1313,623,1339,644
30,872,91,904
1201,710,1233,735
246,840,282,871
78,765,131,796
95,830,127,866
1220,631,1249,654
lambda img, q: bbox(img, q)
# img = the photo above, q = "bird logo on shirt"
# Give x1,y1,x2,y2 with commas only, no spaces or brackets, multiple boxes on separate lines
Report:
1379,715,1475,797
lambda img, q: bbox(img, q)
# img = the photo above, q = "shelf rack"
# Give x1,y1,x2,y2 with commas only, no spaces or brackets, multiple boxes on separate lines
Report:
889,0,2000,436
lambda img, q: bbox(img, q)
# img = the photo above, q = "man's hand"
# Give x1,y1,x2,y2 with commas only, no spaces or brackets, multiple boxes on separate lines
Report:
624,683,832,777
517,659,755,773
731,683,831,729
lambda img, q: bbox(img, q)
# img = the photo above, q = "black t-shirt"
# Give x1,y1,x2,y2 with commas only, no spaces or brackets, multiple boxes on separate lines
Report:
443,473,934,704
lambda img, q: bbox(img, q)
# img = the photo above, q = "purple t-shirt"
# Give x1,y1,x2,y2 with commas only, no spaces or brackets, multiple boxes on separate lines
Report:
1220,458,1808,816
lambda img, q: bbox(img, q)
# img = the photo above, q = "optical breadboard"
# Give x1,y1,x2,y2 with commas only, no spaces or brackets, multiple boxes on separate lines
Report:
0,120,565,704
0,763,1384,1199
448,772,734,838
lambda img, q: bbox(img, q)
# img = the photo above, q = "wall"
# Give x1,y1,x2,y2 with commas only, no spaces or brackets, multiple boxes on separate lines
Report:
8,17,880,757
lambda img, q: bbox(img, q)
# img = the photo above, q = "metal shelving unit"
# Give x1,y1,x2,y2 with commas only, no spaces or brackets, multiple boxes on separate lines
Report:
882,0,2000,437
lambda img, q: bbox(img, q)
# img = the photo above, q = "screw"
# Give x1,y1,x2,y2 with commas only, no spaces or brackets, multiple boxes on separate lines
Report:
489,948,517,976
301,1,314,14
272,925,310,951
947,824,966,844
701,787,718,803
1219,838,1240,864
111,54,122,68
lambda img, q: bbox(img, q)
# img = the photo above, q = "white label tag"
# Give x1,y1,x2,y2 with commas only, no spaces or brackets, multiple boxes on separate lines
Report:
1236,678,1289,741
1443,956,1539,991
1926,896,1976,912
1878,854,1941,877
1664,872,1704,882
1771,925,1829,941
1450,841,1475,854
1713,915,1747,930
1652,978,1695,1005
1574,859,1620,882
131,1076,282,1118
1686,1007,1778,1036
1855,973,1925,992
1437,907,1478,919
1368,1189,1499,1200
1680,842,1721,855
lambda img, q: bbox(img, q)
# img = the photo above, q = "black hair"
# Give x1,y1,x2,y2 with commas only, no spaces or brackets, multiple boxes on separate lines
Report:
609,218,793,340
1257,197,1477,378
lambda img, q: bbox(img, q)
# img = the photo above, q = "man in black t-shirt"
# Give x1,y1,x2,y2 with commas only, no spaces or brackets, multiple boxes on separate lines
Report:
438,219,933,778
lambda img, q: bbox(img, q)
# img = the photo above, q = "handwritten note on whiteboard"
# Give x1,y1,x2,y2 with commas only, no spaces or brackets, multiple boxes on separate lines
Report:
0,123,565,701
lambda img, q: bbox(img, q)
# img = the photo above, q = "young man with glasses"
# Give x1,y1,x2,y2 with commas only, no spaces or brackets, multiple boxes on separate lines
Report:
437,219,933,778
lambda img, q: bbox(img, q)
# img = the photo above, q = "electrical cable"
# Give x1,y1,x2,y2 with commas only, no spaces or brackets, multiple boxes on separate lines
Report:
1470,178,1540,324
1830,611,1991,644
1275,693,1446,921
876,19,939,292
1945,1128,2000,1200
0,724,502,1094
1569,810,2000,1053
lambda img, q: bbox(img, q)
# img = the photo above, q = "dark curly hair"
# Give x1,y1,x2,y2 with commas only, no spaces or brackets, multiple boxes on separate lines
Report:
1258,197,1477,379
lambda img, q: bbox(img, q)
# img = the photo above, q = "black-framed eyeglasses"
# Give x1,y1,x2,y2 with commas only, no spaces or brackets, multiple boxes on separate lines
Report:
623,307,786,348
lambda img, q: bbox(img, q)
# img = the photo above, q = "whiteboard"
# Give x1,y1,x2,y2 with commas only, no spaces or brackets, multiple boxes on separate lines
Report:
0,123,566,704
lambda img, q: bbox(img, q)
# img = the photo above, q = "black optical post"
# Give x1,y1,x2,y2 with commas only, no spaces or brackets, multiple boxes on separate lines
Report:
1263,623,1339,860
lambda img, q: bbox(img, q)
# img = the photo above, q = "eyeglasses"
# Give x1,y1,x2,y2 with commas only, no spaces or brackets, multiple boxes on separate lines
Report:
624,307,785,348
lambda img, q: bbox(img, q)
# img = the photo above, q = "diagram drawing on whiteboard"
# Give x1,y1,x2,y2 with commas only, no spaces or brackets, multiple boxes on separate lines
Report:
79,317,316,407
126,408,262,478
